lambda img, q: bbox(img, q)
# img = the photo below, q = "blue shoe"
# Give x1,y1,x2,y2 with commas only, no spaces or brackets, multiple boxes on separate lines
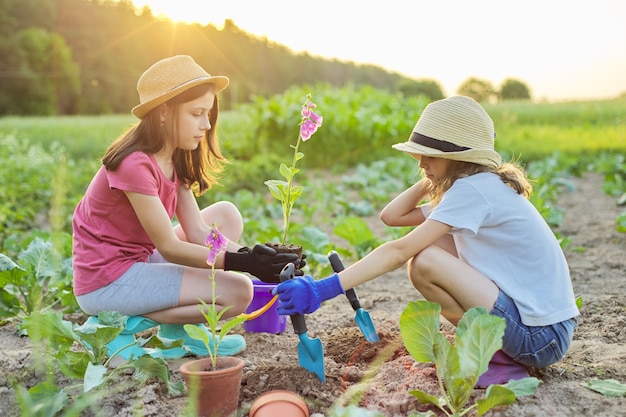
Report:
157,324,246,356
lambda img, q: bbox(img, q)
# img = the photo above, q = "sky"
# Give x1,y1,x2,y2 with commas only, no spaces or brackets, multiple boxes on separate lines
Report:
131,0,626,101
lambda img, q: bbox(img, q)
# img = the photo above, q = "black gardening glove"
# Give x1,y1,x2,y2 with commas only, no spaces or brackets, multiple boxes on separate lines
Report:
224,244,304,283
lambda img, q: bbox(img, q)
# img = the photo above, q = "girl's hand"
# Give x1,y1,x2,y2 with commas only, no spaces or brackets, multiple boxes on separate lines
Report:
224,244,301,282
275,274,344,315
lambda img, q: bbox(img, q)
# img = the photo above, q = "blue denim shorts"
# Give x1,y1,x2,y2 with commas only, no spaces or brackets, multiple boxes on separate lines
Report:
490,290,578,368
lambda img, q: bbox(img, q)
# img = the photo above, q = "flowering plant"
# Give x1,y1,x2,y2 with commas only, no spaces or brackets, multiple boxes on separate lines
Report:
264,94,323,244
184,224,245,370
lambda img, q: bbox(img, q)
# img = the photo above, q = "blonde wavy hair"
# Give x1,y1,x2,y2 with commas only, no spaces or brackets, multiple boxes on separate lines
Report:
427,159,532,207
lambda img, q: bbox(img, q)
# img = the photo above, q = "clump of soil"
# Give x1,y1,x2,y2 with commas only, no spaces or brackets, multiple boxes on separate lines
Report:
265,241,303,260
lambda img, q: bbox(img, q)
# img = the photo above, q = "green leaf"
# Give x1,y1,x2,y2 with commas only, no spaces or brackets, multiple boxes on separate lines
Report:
279,163,294,181
140,334,185,350
289,185,303,202
476,384,516,415
265,180,288,202
0,286,21,319
399,300,444,363
57,350,91,379
575,296,583,310
456,309,505,382
184,323,209,349
24,311,78,350
219,315,246,337
505,377,541,396
84,361,107,392
132,355,185,395
441,346,475,411
582,378,626,397
14,381,68,417
0,253,27,285
408,388,444,408
98,311,128,328
74,317,124,361
18,237,58,280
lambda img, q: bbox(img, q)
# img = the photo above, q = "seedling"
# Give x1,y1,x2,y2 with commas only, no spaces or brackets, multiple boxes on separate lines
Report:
24,310,184,394
399,300,540,416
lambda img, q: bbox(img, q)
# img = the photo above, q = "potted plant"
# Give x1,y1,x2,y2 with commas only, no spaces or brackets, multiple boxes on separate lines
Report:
264,93,323,258
179,225,247,417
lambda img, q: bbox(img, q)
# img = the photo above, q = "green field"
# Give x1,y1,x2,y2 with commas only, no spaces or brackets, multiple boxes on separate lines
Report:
1,88,624,167
1,86,625,265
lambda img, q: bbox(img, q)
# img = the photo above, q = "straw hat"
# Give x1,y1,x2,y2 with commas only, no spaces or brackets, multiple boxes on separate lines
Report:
392,96,502,168
131,55,229,119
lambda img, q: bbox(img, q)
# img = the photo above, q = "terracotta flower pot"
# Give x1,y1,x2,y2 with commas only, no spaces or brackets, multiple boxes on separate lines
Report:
249,390,309,417
179,356,244,417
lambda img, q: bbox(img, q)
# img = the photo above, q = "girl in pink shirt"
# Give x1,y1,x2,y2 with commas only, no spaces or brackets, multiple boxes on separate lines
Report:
73,55,302,357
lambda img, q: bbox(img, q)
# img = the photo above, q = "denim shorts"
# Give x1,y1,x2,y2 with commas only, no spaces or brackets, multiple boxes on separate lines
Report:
490,290,578,368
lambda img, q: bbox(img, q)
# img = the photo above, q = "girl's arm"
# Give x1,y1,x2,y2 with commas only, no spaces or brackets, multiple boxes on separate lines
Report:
339,218,451,290
276,218,452,315
379,178,430,227
173,186,240,253
173,185,210,246
125,190,215,269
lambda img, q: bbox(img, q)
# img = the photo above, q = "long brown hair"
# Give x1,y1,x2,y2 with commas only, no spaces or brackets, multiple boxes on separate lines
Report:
102,83,227,195
427,158,532,207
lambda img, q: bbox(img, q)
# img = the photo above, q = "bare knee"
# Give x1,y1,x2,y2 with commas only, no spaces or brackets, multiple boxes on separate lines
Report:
228,274,254,315
407,246,441,291
201,201,244,240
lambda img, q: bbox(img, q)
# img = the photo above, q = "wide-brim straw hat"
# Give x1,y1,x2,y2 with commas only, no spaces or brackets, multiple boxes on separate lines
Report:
392,95,502,168
131,55,229,119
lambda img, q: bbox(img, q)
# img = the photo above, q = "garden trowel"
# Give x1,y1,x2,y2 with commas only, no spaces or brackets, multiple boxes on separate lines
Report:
279,263,326,382
328,251,380,342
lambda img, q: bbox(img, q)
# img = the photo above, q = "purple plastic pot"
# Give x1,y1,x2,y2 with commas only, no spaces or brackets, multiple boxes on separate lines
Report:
243,280,287,334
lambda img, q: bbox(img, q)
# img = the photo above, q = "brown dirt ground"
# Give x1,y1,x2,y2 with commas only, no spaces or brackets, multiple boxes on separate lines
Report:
1,172,625,416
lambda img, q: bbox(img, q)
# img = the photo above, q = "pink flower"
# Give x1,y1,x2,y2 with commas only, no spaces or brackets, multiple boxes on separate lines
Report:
300,99,323,141
205,225,228,266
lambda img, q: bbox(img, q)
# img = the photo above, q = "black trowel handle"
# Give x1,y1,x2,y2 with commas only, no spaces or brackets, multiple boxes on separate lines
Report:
328,251,362,311
279,263,308,336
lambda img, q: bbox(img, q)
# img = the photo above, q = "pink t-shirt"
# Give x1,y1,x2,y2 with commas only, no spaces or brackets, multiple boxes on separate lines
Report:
72,152,179,295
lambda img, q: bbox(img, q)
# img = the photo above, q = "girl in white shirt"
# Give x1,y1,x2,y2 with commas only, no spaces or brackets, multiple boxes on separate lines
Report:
276,95,579,387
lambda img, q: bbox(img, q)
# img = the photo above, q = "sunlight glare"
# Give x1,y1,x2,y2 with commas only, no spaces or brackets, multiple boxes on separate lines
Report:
131,0,232,27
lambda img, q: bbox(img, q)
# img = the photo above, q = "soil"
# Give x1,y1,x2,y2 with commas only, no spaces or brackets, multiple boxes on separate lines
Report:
1,172,625,416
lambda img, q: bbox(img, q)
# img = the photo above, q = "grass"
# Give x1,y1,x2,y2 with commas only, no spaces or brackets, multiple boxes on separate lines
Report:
0,114,136,160
484,97,626,161
1,96,624,168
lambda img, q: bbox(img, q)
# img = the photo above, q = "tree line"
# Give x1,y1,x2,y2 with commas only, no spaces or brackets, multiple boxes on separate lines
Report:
0,0,531,116
0,0,409,115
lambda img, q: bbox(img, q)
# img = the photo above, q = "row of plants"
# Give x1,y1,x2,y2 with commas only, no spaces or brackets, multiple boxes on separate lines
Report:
1,86,624,251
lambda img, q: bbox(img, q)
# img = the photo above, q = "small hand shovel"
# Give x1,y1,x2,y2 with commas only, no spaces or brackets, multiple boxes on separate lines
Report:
328,251,380,342
279,263,326,382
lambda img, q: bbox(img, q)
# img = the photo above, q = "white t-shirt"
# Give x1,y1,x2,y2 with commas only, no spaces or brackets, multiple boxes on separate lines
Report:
425,172,579,326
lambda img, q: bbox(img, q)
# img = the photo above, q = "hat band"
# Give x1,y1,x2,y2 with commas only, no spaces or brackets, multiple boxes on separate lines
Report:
410,132,470,152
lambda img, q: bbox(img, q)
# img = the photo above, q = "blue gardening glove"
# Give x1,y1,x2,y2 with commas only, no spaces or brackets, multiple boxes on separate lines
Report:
275,273,345,315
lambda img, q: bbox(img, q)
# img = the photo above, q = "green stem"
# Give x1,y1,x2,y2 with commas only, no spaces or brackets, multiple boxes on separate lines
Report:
209,266,218,370
281,133,302,244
